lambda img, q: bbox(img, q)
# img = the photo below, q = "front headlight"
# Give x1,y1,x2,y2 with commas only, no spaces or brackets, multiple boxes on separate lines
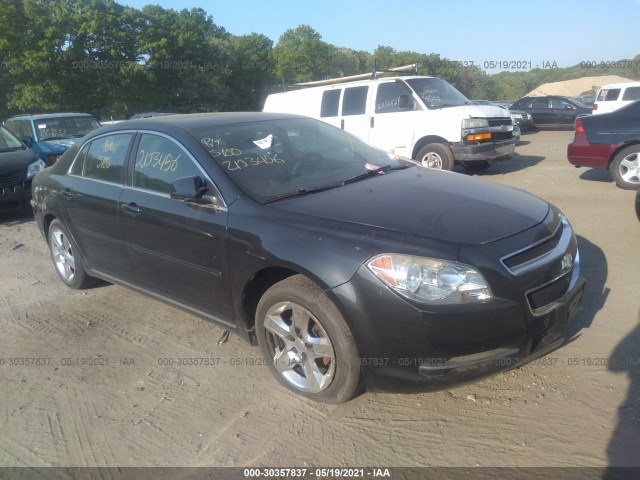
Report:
366,254,493,304
461,118,489,129
510,113,523,120
27,159,47,179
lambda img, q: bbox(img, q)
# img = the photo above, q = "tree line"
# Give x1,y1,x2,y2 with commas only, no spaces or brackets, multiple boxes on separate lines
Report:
1,0,639,121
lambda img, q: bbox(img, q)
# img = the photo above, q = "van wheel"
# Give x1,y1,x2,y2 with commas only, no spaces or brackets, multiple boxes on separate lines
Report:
256,275,361,403
610,146,640,190
415,143,454,170
460,161,491,172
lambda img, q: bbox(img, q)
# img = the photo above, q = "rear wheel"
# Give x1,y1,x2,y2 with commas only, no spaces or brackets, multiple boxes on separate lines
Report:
48,219,97,289
610,146,640,190
460,160,491,172
415,143,454,171
256,275,361,403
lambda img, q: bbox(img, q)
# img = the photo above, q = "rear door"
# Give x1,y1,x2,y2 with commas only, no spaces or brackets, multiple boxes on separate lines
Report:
530,97,552,126
118,132,233,326
60,132,135,280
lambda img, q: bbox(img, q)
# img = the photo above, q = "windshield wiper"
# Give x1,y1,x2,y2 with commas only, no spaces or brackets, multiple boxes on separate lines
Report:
342,164,405,185
264,183,342,204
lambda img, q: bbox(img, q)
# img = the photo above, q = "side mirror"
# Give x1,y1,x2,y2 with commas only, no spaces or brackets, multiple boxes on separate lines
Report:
398,95,413,110
170,176,208,201
21,135,33,147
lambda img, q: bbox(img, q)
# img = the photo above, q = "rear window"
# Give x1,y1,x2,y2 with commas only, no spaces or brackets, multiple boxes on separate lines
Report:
597,88,621,102
622,87,640,101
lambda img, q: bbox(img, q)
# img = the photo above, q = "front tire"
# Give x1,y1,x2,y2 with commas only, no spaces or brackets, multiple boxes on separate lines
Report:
415,143,454,171
610,146,640,190
48,219,97,289
256,275,361,403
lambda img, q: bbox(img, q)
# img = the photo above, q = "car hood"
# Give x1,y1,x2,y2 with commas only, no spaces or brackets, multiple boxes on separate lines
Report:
272,168,549,245
40,138,78,153
0,147,39,174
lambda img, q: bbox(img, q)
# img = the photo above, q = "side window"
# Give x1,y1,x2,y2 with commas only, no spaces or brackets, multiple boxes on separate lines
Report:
375,82,413,114
83,134,133,183
531,98,549,108
69,143,90,176
320,90,340,118
342,86,368,116
6,120,33,139
597,88,621,101
134,134,203,194
622,87,640,101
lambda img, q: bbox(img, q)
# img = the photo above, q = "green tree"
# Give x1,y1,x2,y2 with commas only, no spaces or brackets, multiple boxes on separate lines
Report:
271,25,333,84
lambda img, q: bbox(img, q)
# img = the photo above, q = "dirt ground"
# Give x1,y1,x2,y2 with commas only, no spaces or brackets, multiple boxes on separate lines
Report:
0,130,638,469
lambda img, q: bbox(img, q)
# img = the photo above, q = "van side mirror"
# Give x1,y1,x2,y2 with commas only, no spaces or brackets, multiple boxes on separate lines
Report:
21,136,33,147
398,95,413,110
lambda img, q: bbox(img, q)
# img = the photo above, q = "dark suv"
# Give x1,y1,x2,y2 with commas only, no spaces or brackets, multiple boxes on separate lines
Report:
4,113,101,165
510,96,591,129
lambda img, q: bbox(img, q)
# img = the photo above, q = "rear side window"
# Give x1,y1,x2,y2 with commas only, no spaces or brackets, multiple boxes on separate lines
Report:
320,90,340,118
622,87,640,101
342,86,368,116
531,98,549,108
597,88,621,101
82,134,133,183
133,134,203,194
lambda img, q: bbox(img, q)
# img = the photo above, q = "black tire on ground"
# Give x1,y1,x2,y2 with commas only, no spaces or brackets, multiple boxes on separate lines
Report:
47,219,97,289
415,143,454,171
610,145,640,190
460,161,491,172
255,275,361,403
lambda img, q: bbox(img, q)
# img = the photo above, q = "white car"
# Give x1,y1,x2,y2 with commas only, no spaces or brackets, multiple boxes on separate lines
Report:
592,82,640,114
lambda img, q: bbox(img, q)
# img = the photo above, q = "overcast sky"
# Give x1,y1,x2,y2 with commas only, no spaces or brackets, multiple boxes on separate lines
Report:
120,0,639,73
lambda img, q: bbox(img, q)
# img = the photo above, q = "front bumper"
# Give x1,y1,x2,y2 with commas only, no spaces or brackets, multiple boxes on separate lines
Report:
328,212,585,392
451,138,516,162
0,183,32,210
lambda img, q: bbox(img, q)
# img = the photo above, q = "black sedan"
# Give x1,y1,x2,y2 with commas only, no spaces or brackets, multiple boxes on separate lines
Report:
32,113,585,403
510,96,591,129
1,125,46,211
568,100,640,189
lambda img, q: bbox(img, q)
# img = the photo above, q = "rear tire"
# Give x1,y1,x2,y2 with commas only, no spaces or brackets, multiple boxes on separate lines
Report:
610,145,640,190
415,143,454,171
256,275,361,403
48,219,97,289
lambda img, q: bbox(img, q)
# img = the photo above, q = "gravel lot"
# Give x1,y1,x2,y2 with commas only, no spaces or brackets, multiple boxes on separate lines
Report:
0,130,638,469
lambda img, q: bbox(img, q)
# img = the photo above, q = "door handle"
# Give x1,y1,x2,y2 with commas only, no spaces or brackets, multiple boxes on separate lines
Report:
120,202,142,217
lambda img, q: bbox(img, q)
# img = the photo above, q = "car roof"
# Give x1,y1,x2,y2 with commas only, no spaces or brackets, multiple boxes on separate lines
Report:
111,112,306,129
598,82,640,89
7,112,95,121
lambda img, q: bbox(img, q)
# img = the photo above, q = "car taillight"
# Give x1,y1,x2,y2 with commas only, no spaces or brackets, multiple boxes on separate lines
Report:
575,119,584,133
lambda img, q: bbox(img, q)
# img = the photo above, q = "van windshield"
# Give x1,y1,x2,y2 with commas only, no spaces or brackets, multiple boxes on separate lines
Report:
405,78,471,109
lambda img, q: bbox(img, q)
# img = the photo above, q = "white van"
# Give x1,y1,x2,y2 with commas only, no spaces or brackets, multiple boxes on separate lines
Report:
592,82,640,115
263,75,516,171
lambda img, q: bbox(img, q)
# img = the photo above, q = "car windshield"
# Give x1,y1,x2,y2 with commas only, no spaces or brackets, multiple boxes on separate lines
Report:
405,78,471,109
194,118,413,204
0,126,25,153
34,116,101,141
